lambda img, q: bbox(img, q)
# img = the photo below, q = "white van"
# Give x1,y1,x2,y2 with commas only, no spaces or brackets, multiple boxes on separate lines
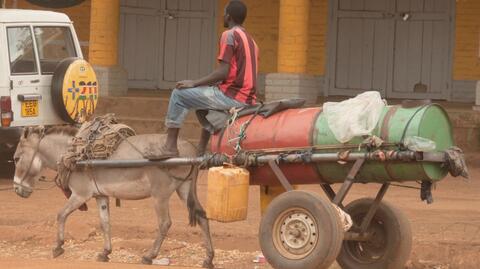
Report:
0,9,97,177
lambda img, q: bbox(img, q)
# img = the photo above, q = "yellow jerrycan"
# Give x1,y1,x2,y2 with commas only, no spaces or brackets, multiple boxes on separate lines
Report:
206,165,250,222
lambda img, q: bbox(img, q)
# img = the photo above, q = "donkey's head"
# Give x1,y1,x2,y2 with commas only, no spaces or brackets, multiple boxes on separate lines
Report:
13,126,46,198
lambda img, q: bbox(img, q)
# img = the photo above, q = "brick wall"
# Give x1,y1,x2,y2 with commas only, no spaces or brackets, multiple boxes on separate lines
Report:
88,0,119,66
217,0,280,74
216,0,327,75
307,0,328,75
277,0,310,73
454,0,480,81
6,0,479,83
4,0,91,59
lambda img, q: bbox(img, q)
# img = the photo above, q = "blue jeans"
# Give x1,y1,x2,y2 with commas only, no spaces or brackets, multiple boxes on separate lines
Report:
165,86,246,128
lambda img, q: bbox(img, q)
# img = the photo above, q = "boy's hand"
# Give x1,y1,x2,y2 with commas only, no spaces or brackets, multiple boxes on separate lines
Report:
176,80,196,89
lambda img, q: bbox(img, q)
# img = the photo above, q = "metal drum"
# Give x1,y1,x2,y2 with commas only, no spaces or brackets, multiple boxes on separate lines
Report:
211,107,322,185
211,104,454,185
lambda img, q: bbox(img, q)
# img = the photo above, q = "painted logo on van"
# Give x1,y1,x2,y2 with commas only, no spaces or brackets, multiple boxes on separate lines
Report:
61,60,99,123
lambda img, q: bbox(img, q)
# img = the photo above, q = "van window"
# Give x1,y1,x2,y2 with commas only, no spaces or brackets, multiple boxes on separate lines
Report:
34,27,77,74
7,27,38,75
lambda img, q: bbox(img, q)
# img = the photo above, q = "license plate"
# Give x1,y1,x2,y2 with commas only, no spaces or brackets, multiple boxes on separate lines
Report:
21,100,39,117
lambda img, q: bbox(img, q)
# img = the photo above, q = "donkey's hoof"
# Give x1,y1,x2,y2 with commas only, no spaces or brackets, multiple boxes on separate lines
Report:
202,260,214,269
52,247,64,258
141,256,153,265
97,253,110,262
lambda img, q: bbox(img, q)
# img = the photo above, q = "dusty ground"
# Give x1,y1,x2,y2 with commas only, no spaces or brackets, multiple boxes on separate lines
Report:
0,154,479,269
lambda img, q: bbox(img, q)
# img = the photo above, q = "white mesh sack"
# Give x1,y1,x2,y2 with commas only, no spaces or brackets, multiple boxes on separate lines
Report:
323,91,386,143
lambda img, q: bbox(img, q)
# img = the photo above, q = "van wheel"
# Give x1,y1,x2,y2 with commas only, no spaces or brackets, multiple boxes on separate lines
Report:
51,57,99,123
25,0,86,8
259,191,343,269
337,198,412,269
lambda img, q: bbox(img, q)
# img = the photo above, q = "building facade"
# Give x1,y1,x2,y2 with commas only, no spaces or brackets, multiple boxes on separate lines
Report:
5,0,480,105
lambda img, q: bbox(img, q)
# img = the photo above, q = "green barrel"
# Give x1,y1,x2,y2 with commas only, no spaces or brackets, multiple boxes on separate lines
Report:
313,104,453,183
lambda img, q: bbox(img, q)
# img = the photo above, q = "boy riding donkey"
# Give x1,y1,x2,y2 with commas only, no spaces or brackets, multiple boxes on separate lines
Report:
148,0,259,159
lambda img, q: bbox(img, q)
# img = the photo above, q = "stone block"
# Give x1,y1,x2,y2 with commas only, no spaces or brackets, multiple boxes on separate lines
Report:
257,73,266,95
94,65,128,97
265,73,321,105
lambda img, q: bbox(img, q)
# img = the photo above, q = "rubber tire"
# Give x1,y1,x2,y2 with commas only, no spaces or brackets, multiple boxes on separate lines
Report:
25,0,86,8
259,190,344,269
51,57,81,124
337,198,412,269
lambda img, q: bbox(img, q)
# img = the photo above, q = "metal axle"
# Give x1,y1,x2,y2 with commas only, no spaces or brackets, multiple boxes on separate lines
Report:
74,150,445,169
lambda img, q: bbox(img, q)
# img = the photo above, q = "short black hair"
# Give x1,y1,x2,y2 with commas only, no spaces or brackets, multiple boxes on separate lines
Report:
226,1,247,25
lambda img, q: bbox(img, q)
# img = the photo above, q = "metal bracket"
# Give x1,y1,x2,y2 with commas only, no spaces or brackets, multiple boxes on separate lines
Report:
320,184,337,202
421,152,446,162
17,94,42,101
320,184,345,209
268,159,294,192
332,158,365,206
359,183,390,233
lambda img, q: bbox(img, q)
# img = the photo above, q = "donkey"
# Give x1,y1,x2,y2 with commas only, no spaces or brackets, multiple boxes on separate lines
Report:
12,126,214,268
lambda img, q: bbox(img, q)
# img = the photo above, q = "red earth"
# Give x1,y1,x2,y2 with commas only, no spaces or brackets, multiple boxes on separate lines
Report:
0,154,479,269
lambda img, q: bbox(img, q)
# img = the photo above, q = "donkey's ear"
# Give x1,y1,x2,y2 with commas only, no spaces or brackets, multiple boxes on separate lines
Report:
36,125,45,134
23,127,31,139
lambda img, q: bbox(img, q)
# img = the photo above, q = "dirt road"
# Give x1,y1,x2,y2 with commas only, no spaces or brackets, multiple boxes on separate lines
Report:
0,155,479,269
0,258,195,269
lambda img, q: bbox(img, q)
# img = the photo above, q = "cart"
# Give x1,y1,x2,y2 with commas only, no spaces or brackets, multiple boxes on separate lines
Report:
77,103,467,269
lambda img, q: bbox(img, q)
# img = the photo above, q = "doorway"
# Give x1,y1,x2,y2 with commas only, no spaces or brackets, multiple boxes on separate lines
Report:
119,0,217,89
326,0,455,99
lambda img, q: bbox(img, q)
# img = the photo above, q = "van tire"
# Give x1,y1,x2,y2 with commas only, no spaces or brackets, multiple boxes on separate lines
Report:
25,0,86,8
51,57,80,123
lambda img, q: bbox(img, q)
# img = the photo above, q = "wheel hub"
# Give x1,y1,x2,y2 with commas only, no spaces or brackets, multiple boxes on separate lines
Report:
345,218,387,263
274,208,318,259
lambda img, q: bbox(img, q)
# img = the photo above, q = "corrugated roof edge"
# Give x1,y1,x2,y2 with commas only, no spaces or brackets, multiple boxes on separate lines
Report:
0,9,71,23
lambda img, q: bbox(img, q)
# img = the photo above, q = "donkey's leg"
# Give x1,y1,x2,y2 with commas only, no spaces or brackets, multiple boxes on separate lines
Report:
177,180,215,269
142,194,173,264
53,193,89,258
197,213,214,269
95,196,112,262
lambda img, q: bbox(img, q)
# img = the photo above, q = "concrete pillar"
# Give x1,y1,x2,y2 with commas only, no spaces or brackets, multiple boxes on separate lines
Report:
261,1,313,211
265,0,319,105
89,0,127,96
277,0,309,74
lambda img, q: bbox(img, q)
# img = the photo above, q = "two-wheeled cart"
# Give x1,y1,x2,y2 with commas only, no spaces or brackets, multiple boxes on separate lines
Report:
78,103,467,269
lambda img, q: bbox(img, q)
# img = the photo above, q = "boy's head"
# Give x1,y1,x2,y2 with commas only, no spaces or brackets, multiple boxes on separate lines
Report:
224,1,247,28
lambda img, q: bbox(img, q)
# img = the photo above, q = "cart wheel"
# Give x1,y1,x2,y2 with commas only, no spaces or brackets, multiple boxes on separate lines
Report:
259,190,343,269
337,198,412,269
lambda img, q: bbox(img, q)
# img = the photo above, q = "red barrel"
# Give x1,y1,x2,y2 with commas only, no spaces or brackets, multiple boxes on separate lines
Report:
211,107,322,185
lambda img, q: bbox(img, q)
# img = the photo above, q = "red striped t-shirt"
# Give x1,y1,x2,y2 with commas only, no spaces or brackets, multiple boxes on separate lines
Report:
217,26,259,105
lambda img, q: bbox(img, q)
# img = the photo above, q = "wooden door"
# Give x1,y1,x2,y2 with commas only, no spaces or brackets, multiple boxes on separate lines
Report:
390,0,453,99
119,0,216,90
119,0,163,89
327,0,454,99
327,0,395,97
160,0,216,88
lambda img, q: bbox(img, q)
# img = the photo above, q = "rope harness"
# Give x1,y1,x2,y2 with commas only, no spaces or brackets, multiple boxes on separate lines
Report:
57,114,136,194
225,103,264,154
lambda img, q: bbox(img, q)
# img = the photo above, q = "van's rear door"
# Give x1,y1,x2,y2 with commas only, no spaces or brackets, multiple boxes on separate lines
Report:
5,25,47,126
32,24,80,125
7,24,80,127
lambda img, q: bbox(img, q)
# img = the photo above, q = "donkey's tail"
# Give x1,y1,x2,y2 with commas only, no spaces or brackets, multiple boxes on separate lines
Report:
187,166,207,227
